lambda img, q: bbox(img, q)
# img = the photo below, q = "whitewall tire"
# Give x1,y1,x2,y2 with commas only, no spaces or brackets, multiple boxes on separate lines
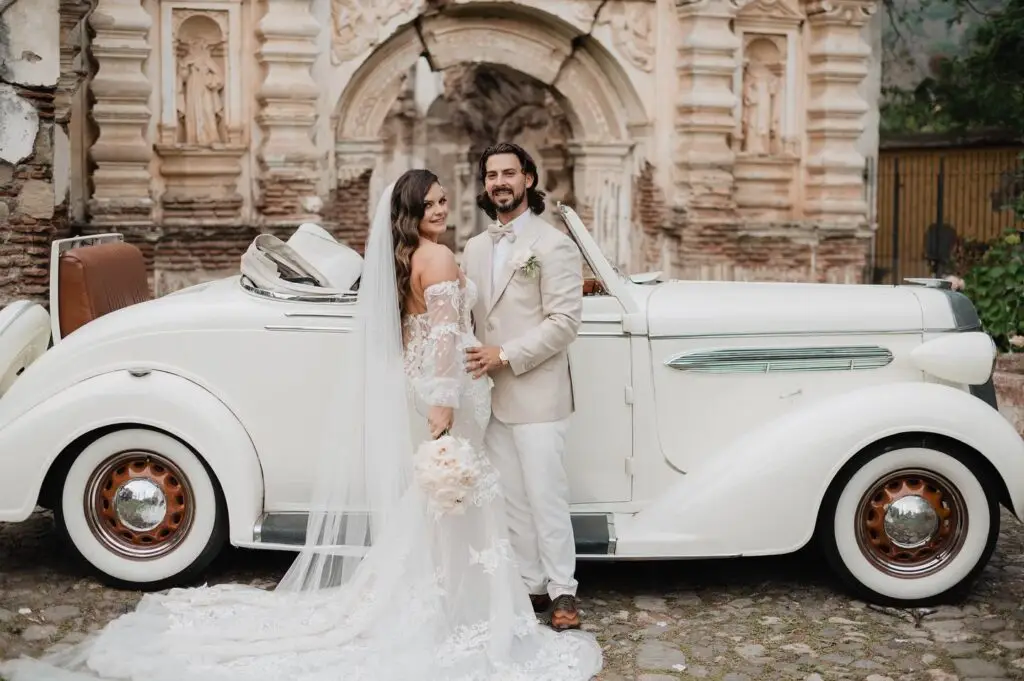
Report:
56,428,227,589
819,440,999,606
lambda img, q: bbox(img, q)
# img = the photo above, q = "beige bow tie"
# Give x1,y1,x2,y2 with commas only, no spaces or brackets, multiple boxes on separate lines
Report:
487,222,516,243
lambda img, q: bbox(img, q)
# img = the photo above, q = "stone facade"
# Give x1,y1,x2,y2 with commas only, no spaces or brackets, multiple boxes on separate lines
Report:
0,0,92,302
0,0,884,304
996,354,1024,439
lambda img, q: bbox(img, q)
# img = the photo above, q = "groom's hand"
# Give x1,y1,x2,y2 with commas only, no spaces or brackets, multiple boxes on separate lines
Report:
466,346,503,379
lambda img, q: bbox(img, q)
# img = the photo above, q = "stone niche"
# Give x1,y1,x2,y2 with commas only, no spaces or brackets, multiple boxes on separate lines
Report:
154,2,247,226
732,0,803,223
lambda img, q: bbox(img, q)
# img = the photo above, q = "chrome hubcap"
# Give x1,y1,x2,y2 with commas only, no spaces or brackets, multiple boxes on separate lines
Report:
883,494,940,549
112,479,168,532
84,450,195,561
855,468,968,578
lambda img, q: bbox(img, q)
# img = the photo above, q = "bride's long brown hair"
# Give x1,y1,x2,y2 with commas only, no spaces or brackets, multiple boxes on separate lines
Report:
391,168,440,319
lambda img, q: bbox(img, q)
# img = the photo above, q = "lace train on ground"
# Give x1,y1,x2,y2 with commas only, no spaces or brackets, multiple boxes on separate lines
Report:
0,277,603,680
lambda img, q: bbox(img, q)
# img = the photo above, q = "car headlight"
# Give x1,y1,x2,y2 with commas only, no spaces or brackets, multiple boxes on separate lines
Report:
909,331,997,386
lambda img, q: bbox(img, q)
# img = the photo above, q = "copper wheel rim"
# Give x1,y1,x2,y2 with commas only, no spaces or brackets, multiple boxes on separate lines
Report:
855,468,968,578
83,450,195,561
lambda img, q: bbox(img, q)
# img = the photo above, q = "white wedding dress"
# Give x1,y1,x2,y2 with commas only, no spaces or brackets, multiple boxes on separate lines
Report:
0,275,604,681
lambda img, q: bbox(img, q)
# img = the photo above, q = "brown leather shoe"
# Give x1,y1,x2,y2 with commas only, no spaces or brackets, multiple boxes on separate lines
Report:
550,594,581,631
530,593,552,614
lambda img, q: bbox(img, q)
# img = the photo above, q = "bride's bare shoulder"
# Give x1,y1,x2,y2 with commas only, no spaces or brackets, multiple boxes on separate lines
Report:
412,242,459,289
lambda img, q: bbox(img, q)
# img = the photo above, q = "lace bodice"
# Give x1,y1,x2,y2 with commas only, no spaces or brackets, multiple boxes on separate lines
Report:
402,278,490,429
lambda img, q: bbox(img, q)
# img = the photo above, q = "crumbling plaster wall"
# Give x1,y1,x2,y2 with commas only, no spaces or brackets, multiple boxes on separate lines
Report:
0,0,66,305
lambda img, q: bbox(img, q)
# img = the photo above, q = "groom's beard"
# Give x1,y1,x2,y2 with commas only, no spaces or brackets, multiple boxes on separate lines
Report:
490,187,525,214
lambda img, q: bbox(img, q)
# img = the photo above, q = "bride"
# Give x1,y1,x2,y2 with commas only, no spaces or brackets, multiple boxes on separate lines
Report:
0,169,604,680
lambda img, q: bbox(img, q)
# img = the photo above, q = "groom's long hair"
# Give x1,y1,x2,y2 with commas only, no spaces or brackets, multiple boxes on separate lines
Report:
476,142,547,220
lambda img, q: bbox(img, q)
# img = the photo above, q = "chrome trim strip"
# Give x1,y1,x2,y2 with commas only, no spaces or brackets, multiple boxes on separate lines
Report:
665,345,894,373
264,325,351,333
607,515,617,555
653,327,961,340
239,275,358,305
283,311,355,319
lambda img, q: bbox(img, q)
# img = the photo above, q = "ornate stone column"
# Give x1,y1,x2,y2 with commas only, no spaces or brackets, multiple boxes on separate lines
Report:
255,0,321,227
674,0,740,219
569,140,635,271
87,0,154,226
56,0,92,130
803,0,876,224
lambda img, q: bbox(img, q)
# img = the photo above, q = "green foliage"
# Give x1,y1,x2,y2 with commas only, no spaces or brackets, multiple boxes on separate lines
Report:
881,0,1024,136
961,226,1024,352
879,85,955,135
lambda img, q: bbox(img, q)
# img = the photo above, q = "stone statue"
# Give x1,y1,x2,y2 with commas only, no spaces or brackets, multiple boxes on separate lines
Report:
740,58,783,156
741,62,764,155
176,37,225,146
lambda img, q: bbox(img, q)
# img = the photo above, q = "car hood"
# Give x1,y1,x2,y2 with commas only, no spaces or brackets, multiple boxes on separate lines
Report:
644,281,926,338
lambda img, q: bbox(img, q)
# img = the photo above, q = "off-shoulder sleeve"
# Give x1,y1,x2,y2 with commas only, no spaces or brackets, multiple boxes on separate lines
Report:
413,279,463,408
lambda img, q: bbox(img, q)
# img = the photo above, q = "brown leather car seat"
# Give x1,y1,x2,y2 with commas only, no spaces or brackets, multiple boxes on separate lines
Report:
58,241,151,338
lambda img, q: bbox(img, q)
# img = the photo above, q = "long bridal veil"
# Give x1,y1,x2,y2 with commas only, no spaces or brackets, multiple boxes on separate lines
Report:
277,180,411,591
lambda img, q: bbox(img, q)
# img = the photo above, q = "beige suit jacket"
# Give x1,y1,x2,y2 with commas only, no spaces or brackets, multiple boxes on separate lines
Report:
463,211,583,425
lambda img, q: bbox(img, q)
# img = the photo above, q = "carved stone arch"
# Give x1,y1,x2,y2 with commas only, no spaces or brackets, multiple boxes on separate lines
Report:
333,5,647,144
331,3,650,270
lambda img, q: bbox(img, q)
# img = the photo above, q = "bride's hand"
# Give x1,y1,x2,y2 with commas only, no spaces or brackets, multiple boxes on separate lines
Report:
428,406,454,439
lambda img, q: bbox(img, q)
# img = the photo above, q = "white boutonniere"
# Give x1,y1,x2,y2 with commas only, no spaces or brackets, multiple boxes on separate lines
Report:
509,248,540,278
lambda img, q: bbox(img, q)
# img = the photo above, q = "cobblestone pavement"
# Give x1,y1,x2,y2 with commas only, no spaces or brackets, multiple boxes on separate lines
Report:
2,509,1024,680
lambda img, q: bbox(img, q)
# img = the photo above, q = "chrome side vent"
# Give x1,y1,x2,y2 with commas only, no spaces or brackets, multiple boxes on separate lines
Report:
665,346,894,374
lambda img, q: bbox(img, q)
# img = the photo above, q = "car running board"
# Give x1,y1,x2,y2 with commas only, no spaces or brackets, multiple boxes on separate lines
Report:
253,511,617,556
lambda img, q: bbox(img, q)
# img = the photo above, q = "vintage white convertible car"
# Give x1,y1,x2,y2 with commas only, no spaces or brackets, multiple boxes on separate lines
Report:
0,205,1020,607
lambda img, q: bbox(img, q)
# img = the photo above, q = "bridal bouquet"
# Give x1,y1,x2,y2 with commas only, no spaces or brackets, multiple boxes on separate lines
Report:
414,434,484,517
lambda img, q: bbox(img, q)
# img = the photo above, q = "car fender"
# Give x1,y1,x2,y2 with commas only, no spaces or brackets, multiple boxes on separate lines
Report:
626,381,1024,557
0,369,264,546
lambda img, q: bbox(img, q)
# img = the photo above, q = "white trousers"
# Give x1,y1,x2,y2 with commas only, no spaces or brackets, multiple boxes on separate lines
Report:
484,415,578,599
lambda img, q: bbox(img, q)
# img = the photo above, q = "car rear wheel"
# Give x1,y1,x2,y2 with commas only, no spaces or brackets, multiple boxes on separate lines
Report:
819,440,999,606
56,428,227,590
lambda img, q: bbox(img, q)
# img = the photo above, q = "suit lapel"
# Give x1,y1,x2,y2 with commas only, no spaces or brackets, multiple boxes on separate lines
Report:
487,214,541,316
479,235,494,315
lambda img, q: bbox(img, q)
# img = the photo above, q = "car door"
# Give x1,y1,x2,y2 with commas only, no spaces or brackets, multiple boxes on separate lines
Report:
564,265,634,505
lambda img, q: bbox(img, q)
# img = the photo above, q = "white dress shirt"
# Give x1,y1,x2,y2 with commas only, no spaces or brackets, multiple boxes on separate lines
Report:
491,211,530,290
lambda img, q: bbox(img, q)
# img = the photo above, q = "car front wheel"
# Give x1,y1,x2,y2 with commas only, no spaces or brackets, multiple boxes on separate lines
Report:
56,428,227,590
819,439,1000,606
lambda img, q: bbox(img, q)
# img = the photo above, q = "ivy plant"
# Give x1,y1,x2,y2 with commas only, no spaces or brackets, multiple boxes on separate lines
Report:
962,227,1024,352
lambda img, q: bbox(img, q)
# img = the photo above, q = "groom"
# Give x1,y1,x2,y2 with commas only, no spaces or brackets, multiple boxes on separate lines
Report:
463,142,584,631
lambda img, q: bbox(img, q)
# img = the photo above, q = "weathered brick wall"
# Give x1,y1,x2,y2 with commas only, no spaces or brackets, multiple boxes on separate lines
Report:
672,221,871,284
0,95,68,307
322,170,372,254
633,162,674,272
69,170,373,296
